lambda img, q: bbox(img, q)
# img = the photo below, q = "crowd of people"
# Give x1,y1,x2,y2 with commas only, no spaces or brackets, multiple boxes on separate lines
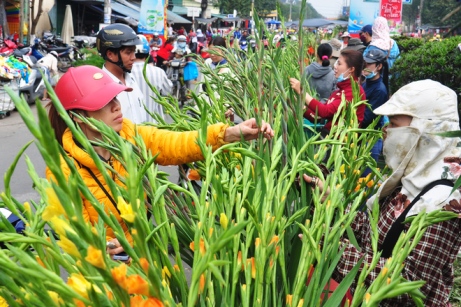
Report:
38,14,461,306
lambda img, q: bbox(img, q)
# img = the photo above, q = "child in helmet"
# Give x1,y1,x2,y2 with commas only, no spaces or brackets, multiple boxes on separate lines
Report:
96,23,146,124
48,65,274,259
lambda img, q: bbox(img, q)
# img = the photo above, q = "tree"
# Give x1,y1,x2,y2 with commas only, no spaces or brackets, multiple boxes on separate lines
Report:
278,1,323,21
212,0,252,16
30,0,45,36
254,0,277,17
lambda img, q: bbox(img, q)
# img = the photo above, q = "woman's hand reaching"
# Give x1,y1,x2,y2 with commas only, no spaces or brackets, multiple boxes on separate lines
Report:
303,174,330,201
289,78,301,95
224,118,274,142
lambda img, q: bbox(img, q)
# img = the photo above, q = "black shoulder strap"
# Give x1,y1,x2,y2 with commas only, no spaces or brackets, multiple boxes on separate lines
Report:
80,164,120,215
380,179,454,258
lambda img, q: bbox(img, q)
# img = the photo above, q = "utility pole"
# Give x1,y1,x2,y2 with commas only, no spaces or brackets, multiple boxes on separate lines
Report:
289,0,292,22
418,0,424,29
250,0,254,33
104,0,111,24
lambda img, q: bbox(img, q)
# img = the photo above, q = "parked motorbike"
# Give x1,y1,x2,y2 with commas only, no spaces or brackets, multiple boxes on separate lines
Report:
13,49,45,104
0,39,17,56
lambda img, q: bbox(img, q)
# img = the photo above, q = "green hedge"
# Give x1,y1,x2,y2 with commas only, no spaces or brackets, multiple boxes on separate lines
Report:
390,36,461,113
73,48,104,68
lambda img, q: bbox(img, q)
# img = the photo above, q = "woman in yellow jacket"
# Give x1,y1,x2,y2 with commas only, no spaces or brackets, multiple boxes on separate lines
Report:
47,65,274,259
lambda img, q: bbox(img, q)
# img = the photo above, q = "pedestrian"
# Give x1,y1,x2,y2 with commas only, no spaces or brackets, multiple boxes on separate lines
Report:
303,79,461,306
48,65,274,260
196,29,206,45
364,16,400,70
360,49,388,176
321,38,341,68
343,38,365,54
36,50,58,102
289,49,366,134
149,32,163,49
96,23,145,124
302,43,336,102
359,24,372,47
340,31,350,49
132,35,172,122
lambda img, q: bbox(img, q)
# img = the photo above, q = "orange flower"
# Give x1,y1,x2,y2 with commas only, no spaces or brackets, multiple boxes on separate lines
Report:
246,257,256,279
199,274,206,294
139,258,149,273
190,238,206,255
308,46,315,55
126,274,150,296
111,263,127,287
269,235,279,245
36,256,45,268
130,296,164,307
85,245,106,269
188,169,201,181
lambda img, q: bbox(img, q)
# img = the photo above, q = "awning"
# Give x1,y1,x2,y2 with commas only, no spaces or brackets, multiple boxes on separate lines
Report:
172,6,188,15
195,17,217,24
73,0,192,24
211,13,228,18
220,17,242,22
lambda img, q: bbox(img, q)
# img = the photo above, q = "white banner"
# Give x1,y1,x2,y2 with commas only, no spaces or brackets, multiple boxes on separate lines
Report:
138,0,166,35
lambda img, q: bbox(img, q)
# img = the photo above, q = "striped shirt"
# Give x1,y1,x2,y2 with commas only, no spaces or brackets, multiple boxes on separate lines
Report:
131,62,172,123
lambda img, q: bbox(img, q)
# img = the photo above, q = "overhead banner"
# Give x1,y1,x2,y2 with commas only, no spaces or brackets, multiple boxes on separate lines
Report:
348,0,379,35
138,0,166,35
379,0,403,35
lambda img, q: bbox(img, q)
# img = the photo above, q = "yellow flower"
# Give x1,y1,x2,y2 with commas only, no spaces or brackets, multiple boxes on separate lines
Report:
49,216,75,237
209,227,214,237
42,188,66,221
0,296,7,307
67,273,91,299
367,180,375,188
23,202,31,215
220,213,228,230
173,264,180,272
57,236,80,258
339,164,345,174
286,294,293,306
365,292,371,303
297,299,304,307
387,277,391,285
85,245,106,269
47,291,63,305
242,284,247,291
117,196,135,223
162,266,171,280
255,238,260,248
381,267,388,276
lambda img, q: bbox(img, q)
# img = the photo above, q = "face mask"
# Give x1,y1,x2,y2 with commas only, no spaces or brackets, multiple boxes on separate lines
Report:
336,69,350,83
363,68,377,80
383,126,421,171
178,42,186,48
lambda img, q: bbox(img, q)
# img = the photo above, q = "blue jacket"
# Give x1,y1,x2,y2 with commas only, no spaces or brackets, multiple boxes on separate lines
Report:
362,76,388,129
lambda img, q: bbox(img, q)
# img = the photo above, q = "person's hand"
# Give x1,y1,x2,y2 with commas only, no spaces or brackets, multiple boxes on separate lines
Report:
106,239,124,257
224,118,274,142
302,174,330,201
224,109,234,120
289,78,301,95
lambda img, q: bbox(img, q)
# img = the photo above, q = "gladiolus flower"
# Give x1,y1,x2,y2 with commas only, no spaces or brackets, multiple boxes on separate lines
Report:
199,238,206,255
387,277,391,284
255,238,260,247
286,294,293,305
0,296,6,307
126,274,150,296
247,257,256,279
308,46,315,55
339,164,345,174
139,258,149,273
242,284,247,291
57,235,80,258
85,245,106,269
67,273,91,299
23,202,31,215
367,180,375,188
173,264,180,272
269,235,279,245
117,196,135,223
220,213,228,230
111,263,127,287
162,266,171,280
365,293,371,303
297,299,304,307
130,296,163,307
49,216,75,237
237,251,243,271
47,291,63,305
209,227,214,237
199,274,206,294
381,267,388,276
42,188,66,221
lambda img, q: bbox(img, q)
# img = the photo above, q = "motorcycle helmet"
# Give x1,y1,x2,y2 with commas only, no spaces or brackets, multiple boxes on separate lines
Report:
135,35,149,55
55,65,132,111
96,23,142,72
177,35,187,42
153,32,159,38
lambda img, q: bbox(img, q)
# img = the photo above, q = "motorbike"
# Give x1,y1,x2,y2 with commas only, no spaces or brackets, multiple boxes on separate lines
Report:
0,39,17,56
166,58,188,105
13,49,45,104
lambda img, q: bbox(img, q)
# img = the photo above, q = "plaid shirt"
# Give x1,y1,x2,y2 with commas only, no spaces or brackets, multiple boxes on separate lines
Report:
333,187,461,306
